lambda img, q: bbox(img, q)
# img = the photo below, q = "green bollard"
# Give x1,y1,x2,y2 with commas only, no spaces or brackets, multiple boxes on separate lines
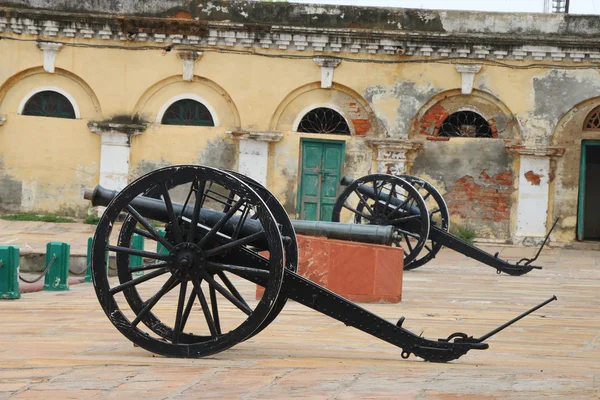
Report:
43,242,70,291
85,237,109,282
0,246,21,299
131,234,144,276
157,230,169,255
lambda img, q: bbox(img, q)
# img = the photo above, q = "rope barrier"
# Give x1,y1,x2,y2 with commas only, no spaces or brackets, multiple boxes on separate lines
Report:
18,255,57,284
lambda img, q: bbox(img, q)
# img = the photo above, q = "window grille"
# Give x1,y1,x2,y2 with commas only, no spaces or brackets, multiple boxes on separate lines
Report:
161,99,215,126
438,111,493,138
297,107,350,135
22,91,76,119
584,107,600,130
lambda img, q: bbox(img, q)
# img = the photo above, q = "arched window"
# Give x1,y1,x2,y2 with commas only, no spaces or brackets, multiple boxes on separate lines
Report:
161,99,215,126
438,111,494,138
22,90,76,119
584,106,600,131
297,107,351,135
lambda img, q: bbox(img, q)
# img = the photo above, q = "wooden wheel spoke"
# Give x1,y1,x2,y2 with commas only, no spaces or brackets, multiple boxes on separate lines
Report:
343,203,373,221
192,279,218,337
203,231,266,258
383,183,396,210
126,205,173,251
197,198,245,249
187,180,207,241
160,182,184,244
180,290,197,333
353,189,375,216
389,195,412,217
404,235,414,252
209,285,222,335
110,267,169,294
232,205,250,240
132,275,179,327
107,245,170,262
129,261,169,273
396,228,421,240
206,261,270,279
217,271,251,309
172,281,188,344
204,272,252,316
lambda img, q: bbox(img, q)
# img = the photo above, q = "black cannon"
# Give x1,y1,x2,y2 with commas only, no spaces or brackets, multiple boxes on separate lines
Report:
332,174,557,275
85,165,556,363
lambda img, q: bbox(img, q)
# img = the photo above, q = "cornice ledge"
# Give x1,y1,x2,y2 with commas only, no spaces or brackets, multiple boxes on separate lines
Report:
366,138,423,151
228,130,284,142
88,121,148,135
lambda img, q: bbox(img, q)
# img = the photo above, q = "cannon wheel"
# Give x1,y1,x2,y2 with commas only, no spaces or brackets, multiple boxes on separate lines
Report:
92,165,285,357
398,175,450,270
331,174,430,268
226,171,298,338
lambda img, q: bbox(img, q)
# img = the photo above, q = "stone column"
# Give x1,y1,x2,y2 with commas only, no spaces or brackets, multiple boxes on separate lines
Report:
507,146,565,244
88,122,147,191
366,139,423,175
229,131,284,186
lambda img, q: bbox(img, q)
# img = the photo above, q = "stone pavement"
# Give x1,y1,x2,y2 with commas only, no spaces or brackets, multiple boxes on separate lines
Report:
1,221,599,399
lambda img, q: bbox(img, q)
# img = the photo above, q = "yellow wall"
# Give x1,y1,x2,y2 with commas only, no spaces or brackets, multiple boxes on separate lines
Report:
0,35,598,244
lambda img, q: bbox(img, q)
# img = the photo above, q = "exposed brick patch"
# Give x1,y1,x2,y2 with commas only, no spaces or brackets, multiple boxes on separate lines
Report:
352,119,371,136
420,103,449,136
445,172,514,223
524,170,543,185
169,10,193,19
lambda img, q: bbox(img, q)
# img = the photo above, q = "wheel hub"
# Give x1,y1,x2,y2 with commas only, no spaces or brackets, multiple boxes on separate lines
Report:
169,242,205,280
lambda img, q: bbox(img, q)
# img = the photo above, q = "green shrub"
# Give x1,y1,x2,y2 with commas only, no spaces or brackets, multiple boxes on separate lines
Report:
1,212,74,223
84,215,101,225
453,225,476,244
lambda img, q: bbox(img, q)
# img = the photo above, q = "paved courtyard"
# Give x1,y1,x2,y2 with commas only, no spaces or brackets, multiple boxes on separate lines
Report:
1,234,599,399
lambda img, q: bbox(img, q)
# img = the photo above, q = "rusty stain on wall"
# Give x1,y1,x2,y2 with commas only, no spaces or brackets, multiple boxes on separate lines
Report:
524,170,543,186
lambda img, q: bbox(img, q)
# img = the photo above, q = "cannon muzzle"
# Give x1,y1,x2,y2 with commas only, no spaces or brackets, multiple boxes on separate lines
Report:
85,185,399,246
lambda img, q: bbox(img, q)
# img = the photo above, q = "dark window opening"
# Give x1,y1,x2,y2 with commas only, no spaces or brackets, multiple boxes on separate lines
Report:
22,91,76,119
297,107,351,135
438,111,493,138
161,99,215,126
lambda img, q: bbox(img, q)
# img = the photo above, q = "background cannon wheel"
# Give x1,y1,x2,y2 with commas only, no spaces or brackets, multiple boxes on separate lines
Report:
92,165,285,357
331,174,430,268
398,175,450,270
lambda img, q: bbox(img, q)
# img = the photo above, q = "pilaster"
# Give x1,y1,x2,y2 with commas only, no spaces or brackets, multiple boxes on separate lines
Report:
229,131,284,186
507,145,566,244
88,122,147,191
366,139,423,175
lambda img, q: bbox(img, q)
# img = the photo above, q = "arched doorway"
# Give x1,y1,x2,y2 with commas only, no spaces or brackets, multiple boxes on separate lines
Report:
578,107,600,240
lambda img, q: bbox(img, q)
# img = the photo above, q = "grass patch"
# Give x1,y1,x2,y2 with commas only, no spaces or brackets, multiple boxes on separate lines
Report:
1,212,75,223
452,225,476,244
84,215,101,225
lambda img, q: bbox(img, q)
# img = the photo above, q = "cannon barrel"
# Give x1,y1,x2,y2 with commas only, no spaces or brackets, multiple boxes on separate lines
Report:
340,176,422,216
84,185,397,246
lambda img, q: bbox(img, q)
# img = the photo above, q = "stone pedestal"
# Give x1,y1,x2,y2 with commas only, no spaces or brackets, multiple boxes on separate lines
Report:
366,139,422,175
257,235,404,303
507,146,565,244
88,122,147,191
229,131,283,186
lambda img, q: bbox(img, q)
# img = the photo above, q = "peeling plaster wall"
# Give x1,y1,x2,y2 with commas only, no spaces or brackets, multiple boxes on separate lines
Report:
412,140,515,239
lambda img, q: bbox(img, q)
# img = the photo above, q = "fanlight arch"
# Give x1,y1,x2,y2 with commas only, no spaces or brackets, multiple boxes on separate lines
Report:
20,88,78,119
295,106,351,135
438,110,494,138
158,96,216,127
583,105,600,131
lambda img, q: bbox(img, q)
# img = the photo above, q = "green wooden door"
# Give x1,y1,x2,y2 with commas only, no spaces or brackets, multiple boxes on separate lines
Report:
577,140,600,240
299,140,344,221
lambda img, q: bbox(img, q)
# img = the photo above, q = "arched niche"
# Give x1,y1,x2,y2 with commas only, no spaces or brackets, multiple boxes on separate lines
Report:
0,67,102,119
134,75,240,128
411,89,521,142
270,82,378,136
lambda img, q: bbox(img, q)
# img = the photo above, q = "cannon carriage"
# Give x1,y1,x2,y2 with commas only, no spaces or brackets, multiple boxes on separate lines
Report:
85,165,556,362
